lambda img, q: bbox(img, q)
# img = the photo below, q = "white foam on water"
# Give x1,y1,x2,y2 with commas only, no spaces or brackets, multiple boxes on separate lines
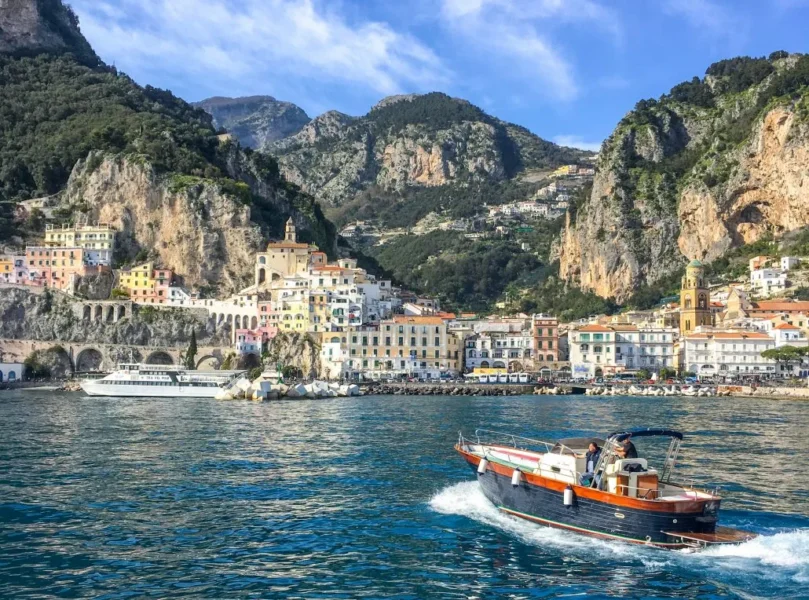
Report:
689,529,809,583
429,481,627,558
429,481,809,583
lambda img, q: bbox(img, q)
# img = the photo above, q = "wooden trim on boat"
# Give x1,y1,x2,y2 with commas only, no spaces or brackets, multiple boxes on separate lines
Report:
499,506,688,548
456,444,713,513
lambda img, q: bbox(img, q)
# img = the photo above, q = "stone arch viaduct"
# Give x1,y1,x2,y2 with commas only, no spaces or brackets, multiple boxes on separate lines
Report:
0,339,229,373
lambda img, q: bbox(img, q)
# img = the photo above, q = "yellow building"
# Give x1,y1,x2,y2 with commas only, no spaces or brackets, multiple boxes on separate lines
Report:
118,262,174,302
345,316,462,377
680,259,712,335
255,218,313,286
44,223,115,266
0,257,12,280
277,294,311,332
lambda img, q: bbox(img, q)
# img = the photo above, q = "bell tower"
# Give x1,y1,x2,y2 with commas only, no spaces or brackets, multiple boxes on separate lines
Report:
284,217,296,243
680,259,712,335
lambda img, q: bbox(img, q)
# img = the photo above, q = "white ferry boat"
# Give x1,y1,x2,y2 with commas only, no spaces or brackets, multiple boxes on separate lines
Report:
80,363,247,398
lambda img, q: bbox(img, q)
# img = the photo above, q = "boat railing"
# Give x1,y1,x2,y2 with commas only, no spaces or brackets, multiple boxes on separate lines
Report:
463,429,575,455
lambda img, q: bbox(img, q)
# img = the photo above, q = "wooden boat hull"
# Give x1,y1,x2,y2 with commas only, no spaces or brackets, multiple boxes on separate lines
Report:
460,447,719,548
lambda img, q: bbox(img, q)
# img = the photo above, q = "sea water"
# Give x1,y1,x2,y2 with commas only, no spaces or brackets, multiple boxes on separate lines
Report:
1,391,807,599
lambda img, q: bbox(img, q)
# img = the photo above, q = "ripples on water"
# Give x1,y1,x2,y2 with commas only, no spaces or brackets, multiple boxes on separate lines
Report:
1,392,808,599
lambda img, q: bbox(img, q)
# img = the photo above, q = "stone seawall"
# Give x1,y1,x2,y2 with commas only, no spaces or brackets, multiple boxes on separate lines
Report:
720,385,809,400
362,382,564,396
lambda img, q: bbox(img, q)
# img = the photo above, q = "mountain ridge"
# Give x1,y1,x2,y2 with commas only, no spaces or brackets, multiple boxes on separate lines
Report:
557,51,809,302
0,0,336,294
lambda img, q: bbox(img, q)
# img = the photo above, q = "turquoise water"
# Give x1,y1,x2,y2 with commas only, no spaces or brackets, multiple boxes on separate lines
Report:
1,391,808,599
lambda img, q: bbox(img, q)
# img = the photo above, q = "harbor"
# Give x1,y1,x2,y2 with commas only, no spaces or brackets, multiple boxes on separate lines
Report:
1,390,807,598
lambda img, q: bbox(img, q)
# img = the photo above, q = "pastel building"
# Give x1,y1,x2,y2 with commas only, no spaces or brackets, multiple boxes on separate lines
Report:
117,262,175,303
533,314,559,363
24,246,103,291
343,316,462,379
44,223,115,266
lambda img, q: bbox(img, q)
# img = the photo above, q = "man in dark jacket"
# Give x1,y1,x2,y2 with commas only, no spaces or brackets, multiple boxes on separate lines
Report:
579,442,601,485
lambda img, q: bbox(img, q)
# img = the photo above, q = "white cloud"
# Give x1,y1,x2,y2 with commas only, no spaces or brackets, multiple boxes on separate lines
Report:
70,0,451,98
438,0,622,103
553,135,602,152
663,0,745,40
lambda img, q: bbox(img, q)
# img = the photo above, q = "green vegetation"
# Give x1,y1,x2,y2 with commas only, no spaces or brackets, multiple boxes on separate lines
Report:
365,93,583,173
369,231,542,311
516,269,618,322
183,329,198,369
0,49,336,252
761,345,808,367
329,179,548,229
23,351,50,379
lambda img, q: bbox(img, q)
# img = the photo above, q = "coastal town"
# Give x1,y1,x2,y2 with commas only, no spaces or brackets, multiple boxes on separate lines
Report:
3,214,809,387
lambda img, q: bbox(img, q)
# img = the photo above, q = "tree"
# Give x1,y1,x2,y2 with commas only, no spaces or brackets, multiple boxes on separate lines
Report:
183,329,197,369
659,367,677,380
637,369,652,381
761,346,807,374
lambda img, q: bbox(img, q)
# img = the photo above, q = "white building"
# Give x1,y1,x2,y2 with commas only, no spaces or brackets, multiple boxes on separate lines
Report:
781,256,800,271
0,362,23,383
750,268,787,297
682,330,775,379
770,323,808,348
569,324,676,378
465,330,534,372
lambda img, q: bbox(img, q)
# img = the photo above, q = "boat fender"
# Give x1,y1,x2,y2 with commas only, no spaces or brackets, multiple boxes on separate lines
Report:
477,458,489,475
511,469,522,486
563,485,574,506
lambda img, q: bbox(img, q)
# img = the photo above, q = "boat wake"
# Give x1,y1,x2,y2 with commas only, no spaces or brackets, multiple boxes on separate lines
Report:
429,481,809,582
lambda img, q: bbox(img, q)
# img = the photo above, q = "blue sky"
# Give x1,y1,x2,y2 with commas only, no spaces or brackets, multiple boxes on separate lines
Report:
70,0,809,151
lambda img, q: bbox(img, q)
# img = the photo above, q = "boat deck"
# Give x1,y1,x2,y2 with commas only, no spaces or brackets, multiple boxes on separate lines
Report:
663,526,757,546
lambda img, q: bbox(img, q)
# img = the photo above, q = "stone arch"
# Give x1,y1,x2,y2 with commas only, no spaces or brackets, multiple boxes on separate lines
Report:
76,348,104,372
235,315,242,329
594,368,604,377
330,336,341,343
83,305,91,321
546,354,554,361
227,314,234,328
479,360,490,368
116,305,126,321
145,351,174,365
493,361,506,368
510,361,523,372
250,316,258,330
94,305,103,320
217,313,225,325
271,273,281,282
105,306,115,322
196,355,221,371
258,268,266,284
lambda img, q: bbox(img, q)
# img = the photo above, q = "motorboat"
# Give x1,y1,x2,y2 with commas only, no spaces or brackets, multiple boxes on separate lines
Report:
456,428,756,549
80,363,247,398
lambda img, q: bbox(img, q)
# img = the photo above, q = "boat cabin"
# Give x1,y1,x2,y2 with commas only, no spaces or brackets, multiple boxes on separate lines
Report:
461,428,716,501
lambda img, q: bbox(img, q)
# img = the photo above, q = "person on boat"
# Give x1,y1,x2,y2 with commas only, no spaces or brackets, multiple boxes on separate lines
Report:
578,442,601,485
616,436,638,459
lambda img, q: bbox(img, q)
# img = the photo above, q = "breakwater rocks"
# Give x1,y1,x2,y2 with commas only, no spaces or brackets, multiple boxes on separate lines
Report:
362,383,566,396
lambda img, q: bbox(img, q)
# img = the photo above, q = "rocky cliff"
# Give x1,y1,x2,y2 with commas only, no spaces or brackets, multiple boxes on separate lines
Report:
0,287,229,347
59,149,335,293
0,0,96,62
0,0,336,289
558,53,809,302
266,93,588,219
195,96,311,148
